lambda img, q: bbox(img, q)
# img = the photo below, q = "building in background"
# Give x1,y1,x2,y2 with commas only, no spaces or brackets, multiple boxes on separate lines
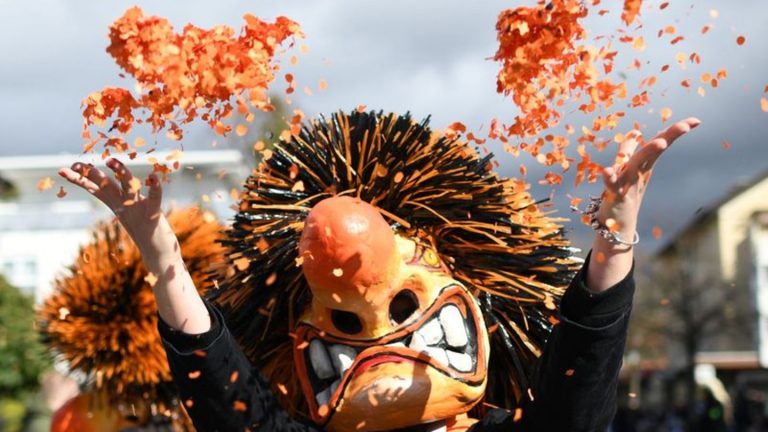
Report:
657,169,768,364
0,150,249,303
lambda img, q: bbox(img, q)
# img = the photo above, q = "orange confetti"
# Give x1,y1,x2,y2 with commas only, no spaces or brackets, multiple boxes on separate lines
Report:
652,226,663,239
631,37,646,52
56,186,67,198
188,370,201,379
736,35,746,46
595,252,606,263
81,7,302,153
513,408,524,422
660,107,672,122
37,177,54,191
621,0,642,25
233,400,247,412
144,272,158,287
318,79,328,90
722,139,731,150
236,124,248,137
761,97,768,112
230,370,239,383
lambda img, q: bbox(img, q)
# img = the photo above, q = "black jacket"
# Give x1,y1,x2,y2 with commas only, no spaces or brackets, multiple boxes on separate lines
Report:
158,255,634,432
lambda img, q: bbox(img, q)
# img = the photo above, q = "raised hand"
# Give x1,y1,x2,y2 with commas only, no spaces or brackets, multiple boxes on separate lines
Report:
587,117,701,292
58,158,211,333
59,158,164,249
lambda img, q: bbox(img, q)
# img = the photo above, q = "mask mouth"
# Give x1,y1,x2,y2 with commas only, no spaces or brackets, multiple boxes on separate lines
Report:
294,284,484,422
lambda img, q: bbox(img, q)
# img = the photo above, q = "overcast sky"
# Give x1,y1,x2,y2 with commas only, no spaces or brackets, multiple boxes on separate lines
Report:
0,0,766,252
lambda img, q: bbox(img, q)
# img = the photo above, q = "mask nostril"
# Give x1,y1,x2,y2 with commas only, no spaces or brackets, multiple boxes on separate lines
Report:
331,309,363,335
389,289,419,325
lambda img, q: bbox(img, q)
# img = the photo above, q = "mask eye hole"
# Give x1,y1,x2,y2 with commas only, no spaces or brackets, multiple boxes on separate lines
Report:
389,289,419,325
331,309,363,335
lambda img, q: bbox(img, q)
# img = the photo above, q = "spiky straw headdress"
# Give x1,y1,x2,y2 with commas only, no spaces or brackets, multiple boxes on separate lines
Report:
38,207,225,422
209,110,578,416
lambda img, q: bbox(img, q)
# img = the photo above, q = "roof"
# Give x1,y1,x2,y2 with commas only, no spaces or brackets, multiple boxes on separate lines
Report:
657,168,768,256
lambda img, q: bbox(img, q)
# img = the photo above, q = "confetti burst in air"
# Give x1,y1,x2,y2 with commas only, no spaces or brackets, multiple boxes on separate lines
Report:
81,7,303,159
490,0,753,188
38,208,225,428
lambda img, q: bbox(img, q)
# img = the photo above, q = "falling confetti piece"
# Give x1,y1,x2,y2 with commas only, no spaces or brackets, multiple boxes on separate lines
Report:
660,107,672,122
56,186,67,198
621,0,642,25
236,124,248,137
230,370,239,383
513,408,524,422
736,35,746,46
761,97,768,112
144,272,158,287
595,252,606,263
37,177,54,191
652,226,663,239
565,369,575,376
233,400,247,412
266,272,278,286
332,268,344,277
709,9,719,18
319,79,328,90
188,370,201,379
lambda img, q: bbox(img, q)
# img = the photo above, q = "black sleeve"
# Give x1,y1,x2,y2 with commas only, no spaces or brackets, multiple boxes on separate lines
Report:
470,251,635,432
157,302,321,432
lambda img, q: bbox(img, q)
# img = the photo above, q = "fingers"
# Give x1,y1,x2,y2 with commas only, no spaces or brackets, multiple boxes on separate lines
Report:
147,173,162,202
58,166,100,194
615,130,641,168
106,158,140,200
638,117,701,170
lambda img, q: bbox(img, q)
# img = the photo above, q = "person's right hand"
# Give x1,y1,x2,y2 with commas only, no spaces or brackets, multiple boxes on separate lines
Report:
60,157,211,333
58,158,167,255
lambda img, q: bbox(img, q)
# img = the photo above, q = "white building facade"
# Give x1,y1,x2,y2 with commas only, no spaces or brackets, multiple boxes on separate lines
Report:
0,150,249,302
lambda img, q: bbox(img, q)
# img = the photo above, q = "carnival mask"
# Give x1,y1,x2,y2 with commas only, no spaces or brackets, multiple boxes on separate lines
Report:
293,196,490,430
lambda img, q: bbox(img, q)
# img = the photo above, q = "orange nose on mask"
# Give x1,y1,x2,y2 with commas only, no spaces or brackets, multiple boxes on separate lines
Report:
299,196,400,302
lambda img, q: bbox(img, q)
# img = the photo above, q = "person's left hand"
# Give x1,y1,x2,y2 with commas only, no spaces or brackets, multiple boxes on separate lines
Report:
597,117,701,244
586,117,701,292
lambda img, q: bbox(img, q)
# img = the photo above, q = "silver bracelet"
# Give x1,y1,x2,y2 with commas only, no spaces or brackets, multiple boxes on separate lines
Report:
570,196,640,246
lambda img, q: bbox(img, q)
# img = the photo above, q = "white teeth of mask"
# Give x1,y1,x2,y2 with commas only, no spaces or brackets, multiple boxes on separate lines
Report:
446,350,473,372
439,305,468,348
417,318,443,345
329,344,357,376
409,332,428,352
309,339,335,380
424,346,449,367
386,341,406,348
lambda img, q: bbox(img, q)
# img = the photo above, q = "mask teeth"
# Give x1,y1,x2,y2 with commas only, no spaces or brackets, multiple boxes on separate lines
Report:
307,300,478,408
